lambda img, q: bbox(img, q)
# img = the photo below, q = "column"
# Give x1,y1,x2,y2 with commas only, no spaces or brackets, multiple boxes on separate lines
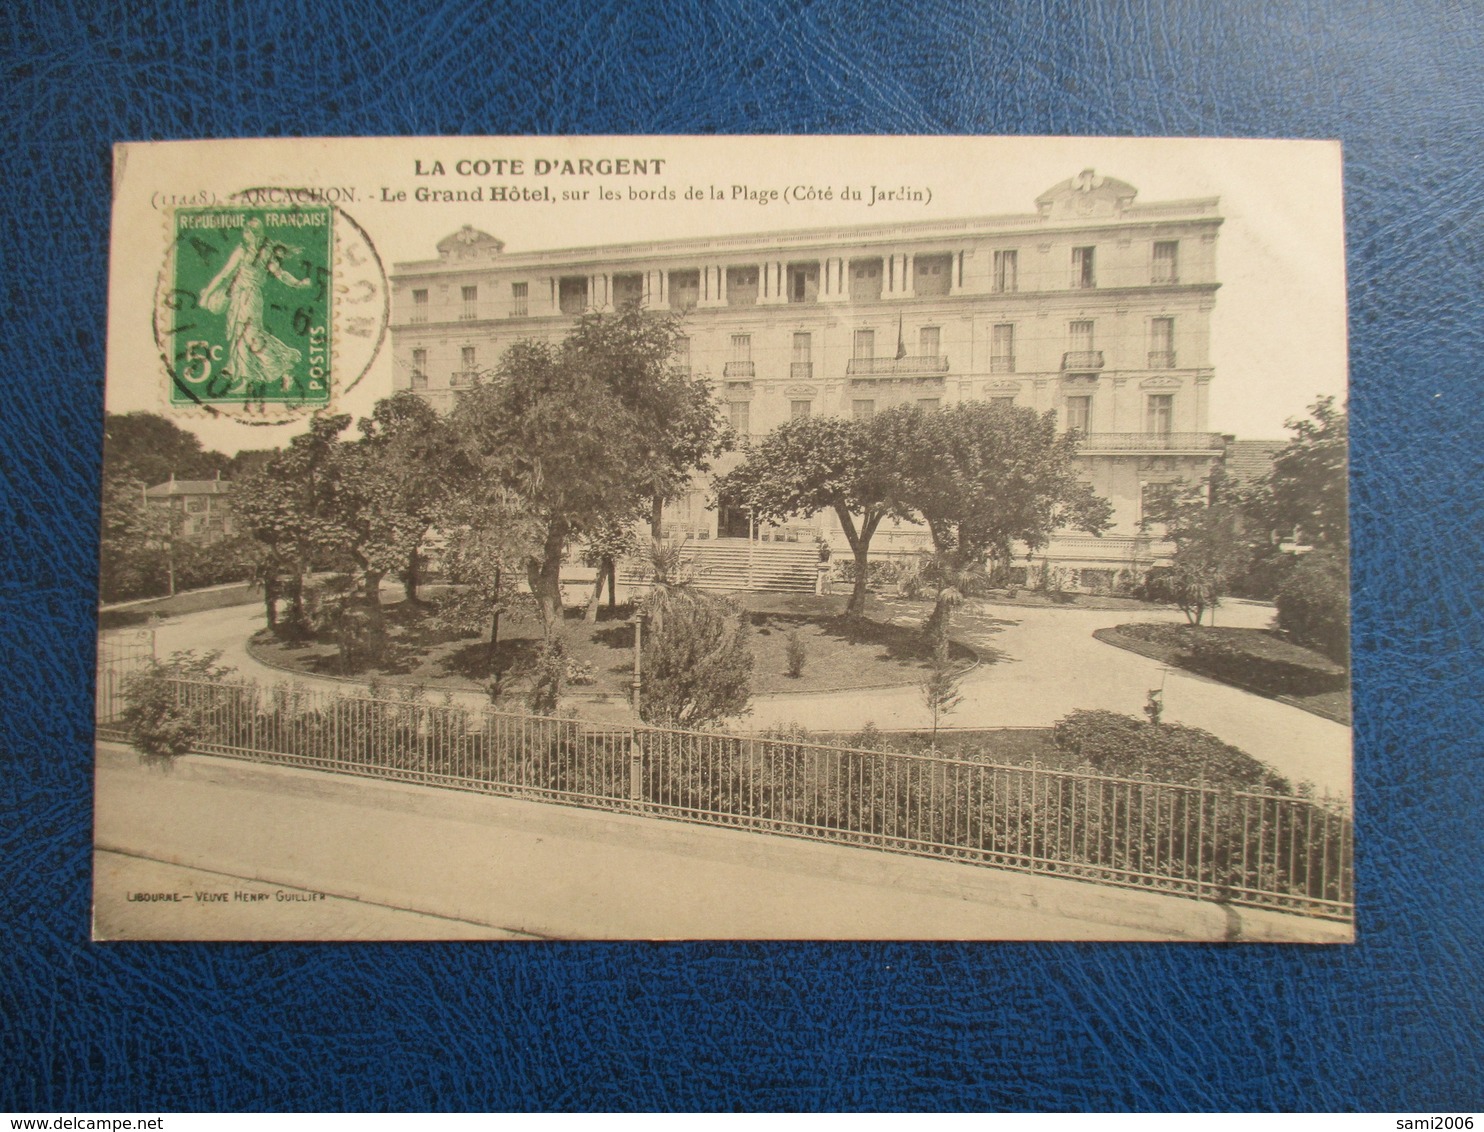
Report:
821,256,847,303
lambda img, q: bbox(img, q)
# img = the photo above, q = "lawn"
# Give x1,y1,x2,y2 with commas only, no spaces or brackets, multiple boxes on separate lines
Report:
246,589,977,703
1095,621,1351,725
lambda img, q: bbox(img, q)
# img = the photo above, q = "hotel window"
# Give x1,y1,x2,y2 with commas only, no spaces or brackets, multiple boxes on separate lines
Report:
1152,240,1179,284
411,348,428,390
1069,320,1095,353
725,334,753,378
726,266,759,306
991,323,1015,373
1149,318,1176,368
452,346,476,385
917,398,940,410
613,273,645,309
727,400,751,436
852,399,875,420
914,253,952,296
1066,394,1092,433
990,395,1015,408
791,332,812,379
790,400,812,420
411,289,429,323
853,329,875,359
787,262,819,303
1146,393,1174,434
673,335,691,374
992,250,1018,293
559,276,588,315
461,285,478,320
919,326,941,357
510,282,528,317
669,269,700,310
1071,246,1096,289
849,258,883,301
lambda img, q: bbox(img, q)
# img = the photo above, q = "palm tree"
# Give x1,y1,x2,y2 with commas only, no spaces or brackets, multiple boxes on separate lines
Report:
637,535,709,636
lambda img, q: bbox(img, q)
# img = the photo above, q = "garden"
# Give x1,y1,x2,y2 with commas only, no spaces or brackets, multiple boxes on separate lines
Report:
1094,621,1350,724
246,586,979,705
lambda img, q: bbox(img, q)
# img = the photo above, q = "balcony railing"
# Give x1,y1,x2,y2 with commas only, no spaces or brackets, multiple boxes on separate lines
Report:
449,370,479,388
410,371,428,391
790,361,813,381
1076,431,1225,453
723,360,755,378
1062,351,1105,371
1148,350,1176,369
846,355,951,376
990,355,1015,374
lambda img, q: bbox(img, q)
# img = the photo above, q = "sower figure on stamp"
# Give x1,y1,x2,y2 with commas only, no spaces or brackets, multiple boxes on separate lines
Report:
199,217,311,393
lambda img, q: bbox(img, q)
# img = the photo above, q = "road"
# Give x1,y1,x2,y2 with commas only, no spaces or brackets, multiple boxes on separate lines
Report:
102,591,1352,798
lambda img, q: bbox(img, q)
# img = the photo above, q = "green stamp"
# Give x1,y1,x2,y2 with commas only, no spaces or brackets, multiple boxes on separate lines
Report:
164,205,333,408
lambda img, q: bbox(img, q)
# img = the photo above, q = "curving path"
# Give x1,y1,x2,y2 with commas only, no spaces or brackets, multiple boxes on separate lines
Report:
103,592,1352,798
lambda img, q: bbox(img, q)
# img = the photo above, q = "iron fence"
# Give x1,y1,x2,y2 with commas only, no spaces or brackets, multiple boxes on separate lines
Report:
95,632,156,733
103,674,1354,920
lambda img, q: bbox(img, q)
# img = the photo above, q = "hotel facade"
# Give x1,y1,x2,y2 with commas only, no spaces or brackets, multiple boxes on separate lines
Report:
390,170,1226,590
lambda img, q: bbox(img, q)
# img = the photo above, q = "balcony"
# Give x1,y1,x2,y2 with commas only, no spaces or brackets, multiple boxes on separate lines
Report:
1062,351,1105,371
846,355,951,377
449,370,480,388
723,361,755,378
1147,350,1176,369
1076,432,1225,454
790,361,813,381
990,355,1015,374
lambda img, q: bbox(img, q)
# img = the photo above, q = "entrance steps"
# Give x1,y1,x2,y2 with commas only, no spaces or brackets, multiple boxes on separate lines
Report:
619,539,819,594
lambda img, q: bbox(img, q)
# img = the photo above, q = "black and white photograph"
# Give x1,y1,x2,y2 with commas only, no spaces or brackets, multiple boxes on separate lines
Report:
94,135,1352,942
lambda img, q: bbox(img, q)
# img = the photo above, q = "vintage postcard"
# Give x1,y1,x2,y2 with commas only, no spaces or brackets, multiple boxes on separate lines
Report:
95,136,1352,941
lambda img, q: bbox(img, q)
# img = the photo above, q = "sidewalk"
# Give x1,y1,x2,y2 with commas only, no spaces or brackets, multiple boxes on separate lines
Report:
92,741,1351,943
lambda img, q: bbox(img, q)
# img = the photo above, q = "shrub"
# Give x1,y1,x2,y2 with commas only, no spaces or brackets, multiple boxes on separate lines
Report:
527,636,568,715
784,628,808,678
565,657,597,686
1276,549,1349,665
1051,709,1290,792
119,651,238,760
642,592,753,728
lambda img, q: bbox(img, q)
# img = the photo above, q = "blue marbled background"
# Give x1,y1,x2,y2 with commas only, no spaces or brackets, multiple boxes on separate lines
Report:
2,0,1481,1111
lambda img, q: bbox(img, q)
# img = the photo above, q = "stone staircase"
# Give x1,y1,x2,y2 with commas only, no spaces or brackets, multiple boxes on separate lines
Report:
620,539,820,594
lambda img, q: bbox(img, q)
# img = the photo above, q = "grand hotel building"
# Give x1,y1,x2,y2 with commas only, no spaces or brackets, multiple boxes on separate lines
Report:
390,171,1227,588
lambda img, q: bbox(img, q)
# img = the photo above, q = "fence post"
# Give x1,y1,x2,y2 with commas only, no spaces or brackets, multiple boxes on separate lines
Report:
629,728,644,804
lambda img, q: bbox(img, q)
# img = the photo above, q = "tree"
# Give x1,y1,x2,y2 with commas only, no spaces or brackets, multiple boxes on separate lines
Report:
920,634,964,748
634,536,708,637
232,413,351,632
579,518,641,622
881,402,1113,636
435,485,545,679
715,415,896,618
1142,468,1250,626
355,392,458,603
451,307,728,635
103,411,231,487
640,592,754,728
1266,396,1348,550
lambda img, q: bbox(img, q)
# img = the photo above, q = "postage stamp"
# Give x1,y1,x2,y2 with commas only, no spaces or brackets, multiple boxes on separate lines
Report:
159,204,334,410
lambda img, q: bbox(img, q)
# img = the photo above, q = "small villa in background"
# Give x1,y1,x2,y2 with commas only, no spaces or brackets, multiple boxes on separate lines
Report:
144,473,234,541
